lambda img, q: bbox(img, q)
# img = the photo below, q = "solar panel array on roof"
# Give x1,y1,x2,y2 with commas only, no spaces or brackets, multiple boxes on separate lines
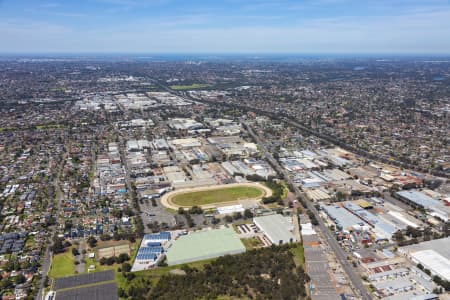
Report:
136,253,158,261
138,246,163,254
146,242,161,247
143,231,171,241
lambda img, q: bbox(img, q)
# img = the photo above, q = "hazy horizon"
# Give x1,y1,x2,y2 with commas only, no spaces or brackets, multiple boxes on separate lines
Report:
1,0,450,54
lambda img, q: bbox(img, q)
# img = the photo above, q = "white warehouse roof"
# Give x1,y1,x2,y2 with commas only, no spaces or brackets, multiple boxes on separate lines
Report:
411,249,450,281
253,214,297,245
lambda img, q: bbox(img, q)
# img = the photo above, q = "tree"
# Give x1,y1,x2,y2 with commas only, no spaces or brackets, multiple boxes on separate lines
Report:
335,191,345,202
52,236,65,254
118,288,126,298
393,230,404,242
106,257,116,265
87,236,97,248
72,248,80,256
223,215,233,223
189,206,203,214
118,253,130,263
0,277,13,290
126,272,136,281
244,209,254,219
64,220,73,230
406,226,422,238
233,212,243,220
100,233,111,241
122,262,132,272
14,273,26,284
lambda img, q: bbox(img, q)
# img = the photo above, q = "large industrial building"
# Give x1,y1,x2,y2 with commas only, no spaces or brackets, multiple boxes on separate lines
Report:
396,190,449,222
399,237,450,281
166,228,245,266
321,205,369,233
343,202,397,240
253,214,297,245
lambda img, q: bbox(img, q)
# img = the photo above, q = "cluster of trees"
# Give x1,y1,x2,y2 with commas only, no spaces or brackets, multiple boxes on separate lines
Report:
2,257,40,273
0,273,27,292
245,174,267,182
118,277,151,299
178,208,196,227
262,180,285,204
99,253,130,266
134,215,145,237
394,226,439,246
99,232,136,243
306,210,319,226
130,182,145,237
147,221,170,233
52,235,71,254
219,209,254,224
188,205,203,214
111,207,135,218
149,244,308,300
117,262,152,299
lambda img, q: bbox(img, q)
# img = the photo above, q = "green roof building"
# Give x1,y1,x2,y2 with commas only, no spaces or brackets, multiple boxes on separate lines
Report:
166,227,246,266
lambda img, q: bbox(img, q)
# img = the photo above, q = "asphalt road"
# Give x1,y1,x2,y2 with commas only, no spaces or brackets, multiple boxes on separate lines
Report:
245,122,372,300
36,174,65,300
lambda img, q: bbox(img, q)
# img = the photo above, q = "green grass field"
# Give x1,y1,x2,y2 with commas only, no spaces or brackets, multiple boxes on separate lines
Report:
290,243,305,267
171,186,264,207
241,237,263,250
170,83,211,90
49,248,76,278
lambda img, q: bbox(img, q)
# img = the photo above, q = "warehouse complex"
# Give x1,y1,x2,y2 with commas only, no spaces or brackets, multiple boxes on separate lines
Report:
253,214,297,245
166,228,245,266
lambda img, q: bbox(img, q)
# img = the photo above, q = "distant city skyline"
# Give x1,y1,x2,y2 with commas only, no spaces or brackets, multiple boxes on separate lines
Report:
1,0,450,54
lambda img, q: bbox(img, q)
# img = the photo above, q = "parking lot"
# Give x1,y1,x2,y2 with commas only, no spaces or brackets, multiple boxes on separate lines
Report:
139,197,177,233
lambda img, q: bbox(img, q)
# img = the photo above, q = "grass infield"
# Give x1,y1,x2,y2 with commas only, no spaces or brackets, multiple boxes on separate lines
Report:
171,186,264,207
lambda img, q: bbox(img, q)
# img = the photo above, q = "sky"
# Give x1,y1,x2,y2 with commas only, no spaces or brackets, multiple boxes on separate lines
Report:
0,0,450,54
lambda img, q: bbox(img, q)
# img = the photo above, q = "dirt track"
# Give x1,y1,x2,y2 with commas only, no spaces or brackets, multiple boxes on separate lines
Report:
160,182,273,210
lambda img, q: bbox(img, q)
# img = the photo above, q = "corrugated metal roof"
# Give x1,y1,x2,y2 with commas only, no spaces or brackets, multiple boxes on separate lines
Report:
411,249,450,281
254,214,296,244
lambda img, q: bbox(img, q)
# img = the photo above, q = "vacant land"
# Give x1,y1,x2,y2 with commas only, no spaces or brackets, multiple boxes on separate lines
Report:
290,243,305,267
241,237,263,250
170,83,211,90
98,243,130,259
171,186,263,207
49,248,76,278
